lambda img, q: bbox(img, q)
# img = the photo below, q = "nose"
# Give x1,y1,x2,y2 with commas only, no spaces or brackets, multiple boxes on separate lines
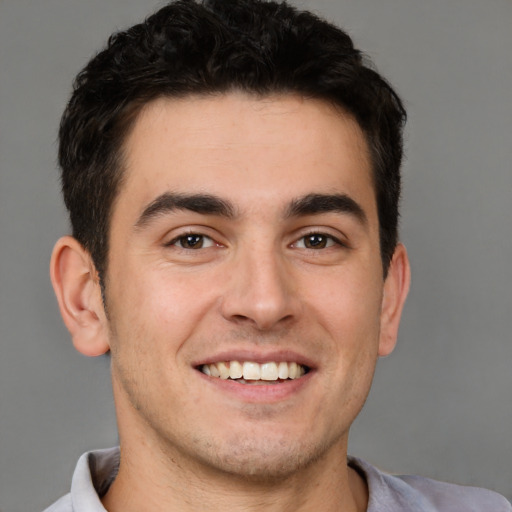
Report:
220,246,299,331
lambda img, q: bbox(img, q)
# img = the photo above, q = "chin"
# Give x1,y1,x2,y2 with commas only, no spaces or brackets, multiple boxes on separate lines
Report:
188,431,340,483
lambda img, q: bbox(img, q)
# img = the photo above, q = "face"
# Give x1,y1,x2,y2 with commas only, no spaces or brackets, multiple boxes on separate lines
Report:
103,93,401,480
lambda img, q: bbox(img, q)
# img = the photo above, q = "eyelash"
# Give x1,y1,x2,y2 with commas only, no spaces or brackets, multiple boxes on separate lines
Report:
292,232,345,250
166,233,217,250
166,231,345,250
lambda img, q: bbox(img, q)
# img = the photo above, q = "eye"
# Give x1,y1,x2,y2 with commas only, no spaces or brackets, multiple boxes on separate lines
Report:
169,234,215,249
294,233,339,249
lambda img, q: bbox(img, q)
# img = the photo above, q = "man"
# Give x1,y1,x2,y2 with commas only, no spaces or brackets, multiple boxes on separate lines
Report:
45,0,511,510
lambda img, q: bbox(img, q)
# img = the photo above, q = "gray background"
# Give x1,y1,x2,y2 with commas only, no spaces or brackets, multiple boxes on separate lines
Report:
1,0,511,510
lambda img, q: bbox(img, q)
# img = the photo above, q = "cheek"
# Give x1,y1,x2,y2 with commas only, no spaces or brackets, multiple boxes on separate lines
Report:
302,265,383,395
105,269,198,416
304,265,383,338
106,263,219,360
145,269,222,340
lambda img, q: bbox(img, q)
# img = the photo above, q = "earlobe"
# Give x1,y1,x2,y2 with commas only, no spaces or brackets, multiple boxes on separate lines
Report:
50,236,110,356
378,243,411,357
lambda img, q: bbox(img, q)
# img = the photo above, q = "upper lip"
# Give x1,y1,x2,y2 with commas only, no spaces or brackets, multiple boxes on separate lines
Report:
192,349,316,370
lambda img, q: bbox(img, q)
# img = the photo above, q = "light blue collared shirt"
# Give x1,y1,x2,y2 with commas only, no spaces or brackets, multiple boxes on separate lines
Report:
43,447,511,511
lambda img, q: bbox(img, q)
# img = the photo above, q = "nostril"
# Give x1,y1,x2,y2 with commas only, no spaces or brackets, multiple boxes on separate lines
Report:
232,314,249,321
228,313,295,332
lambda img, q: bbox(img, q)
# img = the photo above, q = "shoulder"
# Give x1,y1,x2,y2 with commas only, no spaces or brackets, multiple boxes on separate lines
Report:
41,447,119,512
350,457,512,512
42,493,72,512
398,473,512,511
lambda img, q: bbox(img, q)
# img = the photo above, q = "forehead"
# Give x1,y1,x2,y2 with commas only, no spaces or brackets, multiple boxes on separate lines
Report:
117,92,375,220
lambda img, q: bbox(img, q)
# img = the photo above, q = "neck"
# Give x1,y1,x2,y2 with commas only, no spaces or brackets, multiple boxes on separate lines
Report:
101,437,367,512
102,377,368,512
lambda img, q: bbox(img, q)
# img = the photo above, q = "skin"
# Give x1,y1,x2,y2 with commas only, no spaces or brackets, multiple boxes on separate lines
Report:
51,92,410,511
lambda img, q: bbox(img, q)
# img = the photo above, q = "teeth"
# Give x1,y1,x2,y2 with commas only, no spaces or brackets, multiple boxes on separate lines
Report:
243,361,261,380
229,361,243,379
210,364,220,378
217,362,230,379
261,362,278,381
278,361,289,379
288,362,298,379
201,361,307,382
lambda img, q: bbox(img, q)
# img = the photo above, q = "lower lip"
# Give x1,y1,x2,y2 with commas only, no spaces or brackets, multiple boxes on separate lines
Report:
196,370,313,403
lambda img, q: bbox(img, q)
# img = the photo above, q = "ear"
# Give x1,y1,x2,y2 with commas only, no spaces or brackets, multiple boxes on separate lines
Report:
378,243,411,357
50,236,110,356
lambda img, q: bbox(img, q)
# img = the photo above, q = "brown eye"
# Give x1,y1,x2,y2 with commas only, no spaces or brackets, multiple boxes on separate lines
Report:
303,234,330,249
181,235,203,249
171,234,214,249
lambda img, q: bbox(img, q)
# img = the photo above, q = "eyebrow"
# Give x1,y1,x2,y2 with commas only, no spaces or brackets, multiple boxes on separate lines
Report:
135,191,367,229
135,192,236,228
285,193,368,225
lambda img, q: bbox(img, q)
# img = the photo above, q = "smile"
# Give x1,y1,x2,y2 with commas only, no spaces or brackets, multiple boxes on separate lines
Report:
200,361,308,383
